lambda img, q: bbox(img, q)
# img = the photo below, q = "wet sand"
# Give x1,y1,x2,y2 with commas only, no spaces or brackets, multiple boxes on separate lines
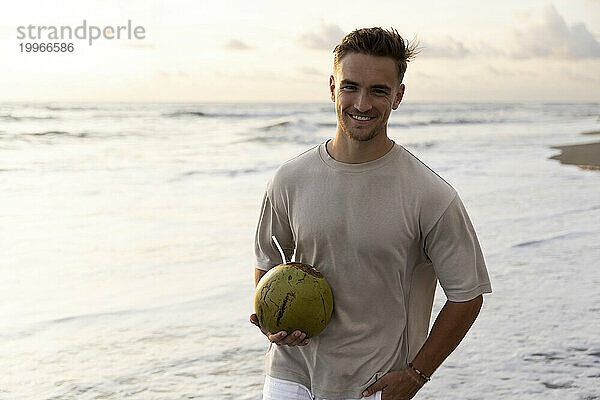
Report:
549,131,600,170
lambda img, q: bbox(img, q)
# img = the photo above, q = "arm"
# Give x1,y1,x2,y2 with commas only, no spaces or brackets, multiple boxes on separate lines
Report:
411,294,483,377
363,295,484,399
252,186,309,346
255,268,266,286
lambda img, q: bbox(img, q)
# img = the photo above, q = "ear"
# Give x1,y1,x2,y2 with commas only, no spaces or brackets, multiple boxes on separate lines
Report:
392,84,405,110
329,75,336,102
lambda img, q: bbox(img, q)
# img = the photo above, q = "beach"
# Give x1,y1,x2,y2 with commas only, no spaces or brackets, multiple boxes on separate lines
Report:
550,130,600,170
1,102,599,399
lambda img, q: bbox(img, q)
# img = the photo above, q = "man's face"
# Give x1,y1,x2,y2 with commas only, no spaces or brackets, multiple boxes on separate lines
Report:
329,53,405,142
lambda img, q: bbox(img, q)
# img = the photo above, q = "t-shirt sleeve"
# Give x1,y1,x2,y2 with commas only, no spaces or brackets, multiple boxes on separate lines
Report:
424,194,492,302
254,185,295,271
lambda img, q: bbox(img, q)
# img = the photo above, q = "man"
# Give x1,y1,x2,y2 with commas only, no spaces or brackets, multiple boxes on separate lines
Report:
250,27,492,400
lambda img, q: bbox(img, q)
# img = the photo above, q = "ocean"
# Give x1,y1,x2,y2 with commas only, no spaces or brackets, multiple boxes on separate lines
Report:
1,102,599,399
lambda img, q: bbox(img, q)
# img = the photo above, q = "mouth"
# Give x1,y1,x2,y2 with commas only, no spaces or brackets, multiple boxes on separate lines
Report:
347,113,376,123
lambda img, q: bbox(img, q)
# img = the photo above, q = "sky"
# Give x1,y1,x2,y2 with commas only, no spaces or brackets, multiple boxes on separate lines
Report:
1,0,600,103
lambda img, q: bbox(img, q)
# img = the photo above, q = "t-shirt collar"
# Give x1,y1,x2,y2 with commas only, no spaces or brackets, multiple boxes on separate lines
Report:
319,139,400,172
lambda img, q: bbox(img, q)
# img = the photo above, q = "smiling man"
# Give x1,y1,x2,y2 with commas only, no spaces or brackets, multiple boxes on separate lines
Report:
251,27,492,400
333,53,401,147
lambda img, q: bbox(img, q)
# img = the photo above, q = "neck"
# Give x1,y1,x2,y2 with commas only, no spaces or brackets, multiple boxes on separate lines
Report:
326,130,393,164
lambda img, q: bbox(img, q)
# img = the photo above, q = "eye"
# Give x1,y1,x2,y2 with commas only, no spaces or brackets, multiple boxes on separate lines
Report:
341,85,357,91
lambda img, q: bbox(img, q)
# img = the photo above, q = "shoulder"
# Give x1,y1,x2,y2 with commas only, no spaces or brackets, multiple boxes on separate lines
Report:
396,144,458,235
397,144,456,197
268,143,321,190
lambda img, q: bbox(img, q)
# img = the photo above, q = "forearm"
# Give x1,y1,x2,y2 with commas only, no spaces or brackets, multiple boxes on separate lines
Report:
411,294,483,378
255,268,267,286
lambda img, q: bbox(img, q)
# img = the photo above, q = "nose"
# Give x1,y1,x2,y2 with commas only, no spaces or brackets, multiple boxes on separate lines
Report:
354,90,372,113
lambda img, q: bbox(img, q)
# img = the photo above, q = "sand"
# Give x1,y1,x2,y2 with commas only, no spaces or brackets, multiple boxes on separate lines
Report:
550,141,600,170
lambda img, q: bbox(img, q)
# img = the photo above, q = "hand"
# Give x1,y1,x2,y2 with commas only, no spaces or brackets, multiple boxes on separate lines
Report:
249,313,310,346
362,369,425,400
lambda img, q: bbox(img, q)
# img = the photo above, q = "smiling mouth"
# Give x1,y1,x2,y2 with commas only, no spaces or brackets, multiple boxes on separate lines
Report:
348,113,375,121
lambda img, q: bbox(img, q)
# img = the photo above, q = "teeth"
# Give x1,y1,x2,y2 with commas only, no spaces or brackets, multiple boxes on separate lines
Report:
350,114,373,121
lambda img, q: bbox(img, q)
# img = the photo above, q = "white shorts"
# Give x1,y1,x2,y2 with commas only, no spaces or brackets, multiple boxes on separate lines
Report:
263,375,382,400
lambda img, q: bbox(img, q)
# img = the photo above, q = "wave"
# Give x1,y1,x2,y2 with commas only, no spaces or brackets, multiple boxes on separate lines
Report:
317,122,336,128
1,294,225,341
24,130,85,136
90,112,157,119
0,131,89,141
430,118,488,125
403,141,436,149
20,131,89,138
163,111,206,118
262,121,291,130
163,110,307,119
512,231,590,248
173,164,279,180
0,114,56,121
258,118,321,132
235,119,323,145
255,117,526,132
45,106,98,111
387,117,525,128
243,134,323,146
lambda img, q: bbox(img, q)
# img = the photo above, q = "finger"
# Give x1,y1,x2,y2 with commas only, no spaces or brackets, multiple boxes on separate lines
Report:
277,331,301,346
268,331,288,343
250,315,272,337
362,378,387,398
277,330,307,346
286,330,307,346
298,337,311,346
249,315,274,337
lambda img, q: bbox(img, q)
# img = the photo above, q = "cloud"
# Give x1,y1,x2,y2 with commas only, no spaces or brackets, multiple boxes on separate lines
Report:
411,71,440,80
298,66,322,76
559,66,600,83
223,39,253,50
419,37,470,58
509,5,600,59
485,65,535,78
469,42,506,57
299,23,345,50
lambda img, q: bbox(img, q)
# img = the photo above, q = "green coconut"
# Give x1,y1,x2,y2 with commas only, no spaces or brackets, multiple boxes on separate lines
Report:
254,262,333,338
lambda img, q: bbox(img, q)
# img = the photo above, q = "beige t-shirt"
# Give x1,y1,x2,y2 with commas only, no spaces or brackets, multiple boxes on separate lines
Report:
254,140,492,399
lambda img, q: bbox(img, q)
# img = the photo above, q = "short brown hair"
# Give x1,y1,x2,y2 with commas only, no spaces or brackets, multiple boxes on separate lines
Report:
333,27,419,84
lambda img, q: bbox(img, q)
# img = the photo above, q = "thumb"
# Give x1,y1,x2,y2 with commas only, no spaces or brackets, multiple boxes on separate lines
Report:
362,377,387,397
250,314,265,331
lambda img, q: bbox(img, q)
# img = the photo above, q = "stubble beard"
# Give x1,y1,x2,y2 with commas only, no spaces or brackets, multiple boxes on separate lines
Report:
338,112,385,142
